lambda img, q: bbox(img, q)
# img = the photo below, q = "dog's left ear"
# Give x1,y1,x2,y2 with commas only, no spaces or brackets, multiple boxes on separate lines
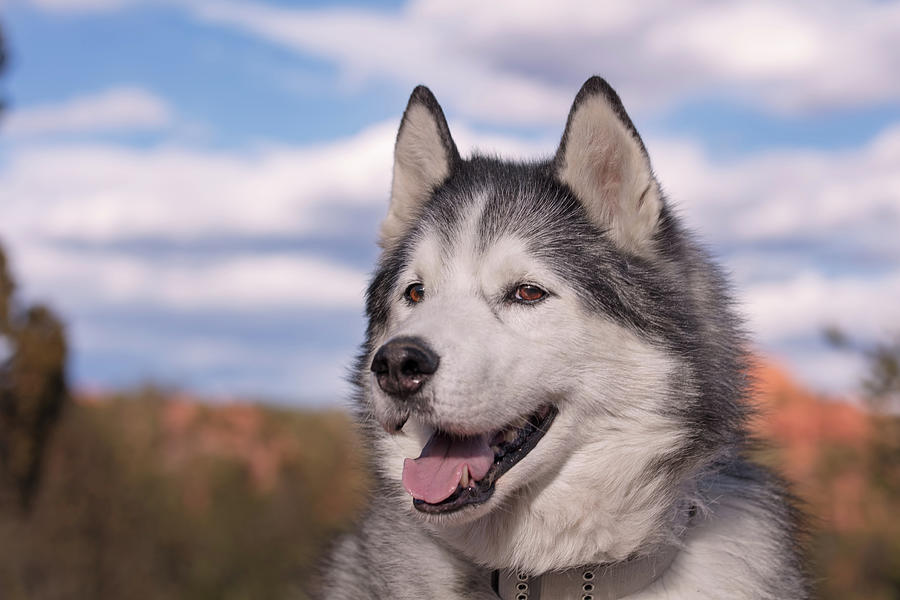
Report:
380,86,460,249
554,77,662,255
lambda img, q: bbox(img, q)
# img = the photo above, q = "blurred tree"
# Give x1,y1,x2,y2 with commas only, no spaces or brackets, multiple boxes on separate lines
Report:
862,337,900,598
0,247,69,511
861,338,900,412
0,34,71,509
0,393,367,599
825,326,900,412
824,328,900,598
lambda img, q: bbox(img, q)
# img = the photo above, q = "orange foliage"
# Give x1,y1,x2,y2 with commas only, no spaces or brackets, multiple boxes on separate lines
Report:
751,361,870,532
750,360,900,600
161,398,294,495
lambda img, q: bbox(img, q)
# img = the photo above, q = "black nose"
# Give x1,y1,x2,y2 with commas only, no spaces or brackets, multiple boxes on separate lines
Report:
370,336,439,397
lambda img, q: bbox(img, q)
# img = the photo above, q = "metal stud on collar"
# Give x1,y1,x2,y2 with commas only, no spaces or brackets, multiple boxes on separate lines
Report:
579,569,594,600
515,571,529,599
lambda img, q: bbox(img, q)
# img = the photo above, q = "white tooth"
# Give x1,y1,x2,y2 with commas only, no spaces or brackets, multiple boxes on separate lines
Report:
504,428,518,443
460,466,469,488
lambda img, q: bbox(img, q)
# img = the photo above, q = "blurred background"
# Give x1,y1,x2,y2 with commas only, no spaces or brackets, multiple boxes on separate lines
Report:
0,1,898,598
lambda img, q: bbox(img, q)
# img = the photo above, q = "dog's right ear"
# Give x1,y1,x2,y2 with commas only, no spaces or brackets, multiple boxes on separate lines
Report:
380,86,460,249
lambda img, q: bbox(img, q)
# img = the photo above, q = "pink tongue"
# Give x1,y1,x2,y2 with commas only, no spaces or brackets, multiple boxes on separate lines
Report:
401,432,494,504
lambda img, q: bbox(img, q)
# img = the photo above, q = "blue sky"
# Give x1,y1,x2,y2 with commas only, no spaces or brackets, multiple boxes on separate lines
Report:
1,0,899,404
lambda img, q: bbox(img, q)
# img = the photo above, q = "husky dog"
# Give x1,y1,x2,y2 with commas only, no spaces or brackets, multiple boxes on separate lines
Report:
319,77,808,599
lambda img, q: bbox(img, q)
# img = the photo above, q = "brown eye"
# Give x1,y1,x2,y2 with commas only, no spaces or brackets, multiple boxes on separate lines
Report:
404,283,425,304
513,284,547,303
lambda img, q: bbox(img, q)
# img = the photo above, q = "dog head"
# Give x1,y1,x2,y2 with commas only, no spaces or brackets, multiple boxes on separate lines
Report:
356,78,747,572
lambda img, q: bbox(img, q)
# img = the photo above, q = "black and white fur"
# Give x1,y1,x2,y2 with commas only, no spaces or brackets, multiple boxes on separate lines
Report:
318,77,808,599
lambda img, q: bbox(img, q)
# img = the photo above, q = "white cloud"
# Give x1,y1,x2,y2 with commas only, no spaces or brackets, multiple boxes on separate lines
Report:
0,122,391,243
25,0,138,13
741,272,900,343
192,0,900,123
14,244,369,312
0,119,546,245
3,87,172,137
651,124,900,254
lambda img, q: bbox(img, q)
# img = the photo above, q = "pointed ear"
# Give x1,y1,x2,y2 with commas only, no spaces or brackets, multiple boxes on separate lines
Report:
380,86,460,249
554,77,662,255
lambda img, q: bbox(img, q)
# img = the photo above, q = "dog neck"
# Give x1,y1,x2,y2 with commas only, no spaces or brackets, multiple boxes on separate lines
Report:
492,542,679,600
490,502,694,600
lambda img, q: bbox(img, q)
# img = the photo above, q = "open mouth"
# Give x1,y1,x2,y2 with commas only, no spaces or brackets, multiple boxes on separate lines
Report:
402,405,557,514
